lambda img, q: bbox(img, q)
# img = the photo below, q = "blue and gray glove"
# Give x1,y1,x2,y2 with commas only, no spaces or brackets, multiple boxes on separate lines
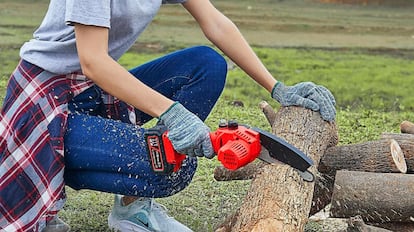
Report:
272,81,336,122
158,102,214,158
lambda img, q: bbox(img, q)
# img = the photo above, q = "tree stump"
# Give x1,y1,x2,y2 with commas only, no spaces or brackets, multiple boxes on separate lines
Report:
330,170,414,222
215,104,338,232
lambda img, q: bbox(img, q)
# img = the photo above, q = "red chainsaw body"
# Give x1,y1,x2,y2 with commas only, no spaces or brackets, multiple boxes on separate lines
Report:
210,124,261,170
145,123,262,174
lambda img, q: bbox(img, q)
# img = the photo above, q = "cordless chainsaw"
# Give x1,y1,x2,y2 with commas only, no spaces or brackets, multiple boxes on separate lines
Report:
144,120,315,182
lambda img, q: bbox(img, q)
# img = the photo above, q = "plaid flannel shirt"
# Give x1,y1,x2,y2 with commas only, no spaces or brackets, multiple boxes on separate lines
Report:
0,60,135,231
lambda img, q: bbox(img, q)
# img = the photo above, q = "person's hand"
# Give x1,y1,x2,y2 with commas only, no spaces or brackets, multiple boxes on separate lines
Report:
271,81,336,122
158,102,214,158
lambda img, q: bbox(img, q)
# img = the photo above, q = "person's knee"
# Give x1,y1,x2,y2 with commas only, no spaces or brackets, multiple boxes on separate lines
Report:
191,46,227,74
189,46,227,94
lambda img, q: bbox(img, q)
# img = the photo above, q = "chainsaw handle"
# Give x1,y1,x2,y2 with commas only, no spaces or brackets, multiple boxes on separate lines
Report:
162,132,186,172
161,132,186,172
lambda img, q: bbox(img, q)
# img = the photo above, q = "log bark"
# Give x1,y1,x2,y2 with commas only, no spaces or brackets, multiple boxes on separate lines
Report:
213,162,264,181
319,139,407,175
381,132,414,141
214,135,409,218
259,101,276,125
330,170,414,222
367,222,414,232
214,163,335,216
306,217,397,232
380,133,414,173
347,215,393,232
216,105,338,232
310,172,336,216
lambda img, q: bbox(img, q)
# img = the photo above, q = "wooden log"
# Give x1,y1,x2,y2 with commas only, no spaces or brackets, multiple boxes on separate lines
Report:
215,135,408,217
213,162,264,181
400,120,414,134
214,101,336,216
380,132,414,173
215,105,338,232
381,132,414,141
306,217,395,232
260,102,338,218
317,138,407,215
259,101,276,126
367,222,414,232
214,163,335,216
347,215,393,232
310,172,335,216
319,139,407,175
330,170,414,223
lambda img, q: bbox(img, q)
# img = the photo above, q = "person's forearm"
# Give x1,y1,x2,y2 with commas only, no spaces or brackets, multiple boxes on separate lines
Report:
81,54,174,118
205,15,277,92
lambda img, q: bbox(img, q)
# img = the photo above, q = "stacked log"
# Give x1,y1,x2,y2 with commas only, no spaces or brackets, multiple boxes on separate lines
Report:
213,102,414,231
326,120,414,230
330,170,414,222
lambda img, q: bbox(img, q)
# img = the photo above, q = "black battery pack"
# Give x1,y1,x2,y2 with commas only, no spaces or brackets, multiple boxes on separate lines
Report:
144,125,175,174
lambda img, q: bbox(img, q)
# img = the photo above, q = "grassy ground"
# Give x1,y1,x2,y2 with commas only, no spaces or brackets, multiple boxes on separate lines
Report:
1,0,414,231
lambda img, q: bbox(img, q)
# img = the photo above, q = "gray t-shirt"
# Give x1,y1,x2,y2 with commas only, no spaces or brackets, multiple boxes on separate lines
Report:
20,0,186,74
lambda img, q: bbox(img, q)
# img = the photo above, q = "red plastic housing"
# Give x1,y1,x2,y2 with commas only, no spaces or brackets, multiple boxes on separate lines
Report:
154,124,262,173
161,132,186,172
210,125,261,170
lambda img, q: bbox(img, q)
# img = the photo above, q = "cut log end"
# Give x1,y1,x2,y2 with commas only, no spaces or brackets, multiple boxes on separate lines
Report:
380,132,414,173
389,139,407,173
400,120,414,134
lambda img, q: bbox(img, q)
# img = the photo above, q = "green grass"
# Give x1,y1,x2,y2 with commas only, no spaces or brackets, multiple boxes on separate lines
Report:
57,49,414,231
1,0,414,231
119,48,414,113
58,109,412,232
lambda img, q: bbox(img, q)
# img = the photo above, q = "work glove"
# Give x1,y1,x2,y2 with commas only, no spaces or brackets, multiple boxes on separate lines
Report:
271,81,336,122
158,102,215,158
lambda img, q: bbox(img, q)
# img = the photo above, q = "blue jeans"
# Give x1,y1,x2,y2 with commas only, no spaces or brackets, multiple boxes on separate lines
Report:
64,46,227,197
